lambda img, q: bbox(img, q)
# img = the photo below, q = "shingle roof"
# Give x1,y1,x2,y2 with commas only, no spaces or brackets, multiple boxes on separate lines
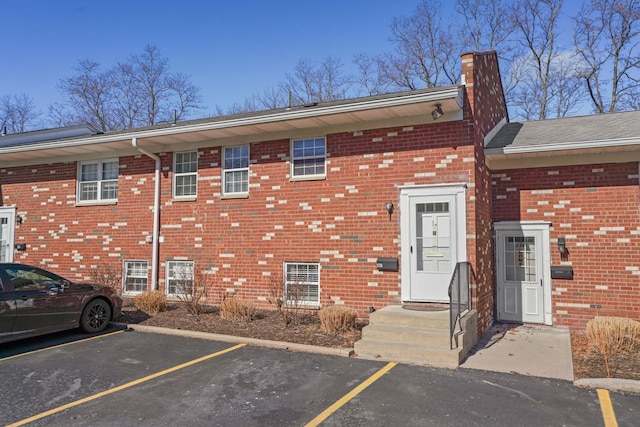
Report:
486,110,640,151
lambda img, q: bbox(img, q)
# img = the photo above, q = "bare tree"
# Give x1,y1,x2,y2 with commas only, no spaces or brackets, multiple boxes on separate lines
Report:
455,0,515,52
382,0,460,90
56,45,203,132
574,0,640,113
0,93,41,133
352,53,391,96
57,59,116,132
255,85,290,110
284,56,351,105
508,0,571,120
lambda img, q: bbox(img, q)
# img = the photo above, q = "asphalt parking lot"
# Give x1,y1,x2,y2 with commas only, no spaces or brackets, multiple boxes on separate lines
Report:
1,328,638,426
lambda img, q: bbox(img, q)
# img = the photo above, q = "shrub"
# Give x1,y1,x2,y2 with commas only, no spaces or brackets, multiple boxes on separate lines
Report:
586,316,640,355
220,297,255,321
174,270,209,317
88,263,122,294
319,305,357,334
134,290,167,315
267,273,306,327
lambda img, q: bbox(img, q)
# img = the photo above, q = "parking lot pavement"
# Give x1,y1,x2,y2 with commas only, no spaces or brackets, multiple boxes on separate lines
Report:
1,331,638,426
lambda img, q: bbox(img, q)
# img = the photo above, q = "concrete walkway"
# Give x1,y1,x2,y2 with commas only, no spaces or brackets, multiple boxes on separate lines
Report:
460,323,575,381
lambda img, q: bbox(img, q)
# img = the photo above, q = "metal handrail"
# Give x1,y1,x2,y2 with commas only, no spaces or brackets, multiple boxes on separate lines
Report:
449,262,472,349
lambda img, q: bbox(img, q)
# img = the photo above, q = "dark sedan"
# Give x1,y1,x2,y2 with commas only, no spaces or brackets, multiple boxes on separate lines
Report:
0,263,122,343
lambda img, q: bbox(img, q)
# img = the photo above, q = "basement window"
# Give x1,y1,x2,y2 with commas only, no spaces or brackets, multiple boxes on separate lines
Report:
166,260,194,296
291,137,326,180
77,159,119,204
284,262,320,305
123,260,148,294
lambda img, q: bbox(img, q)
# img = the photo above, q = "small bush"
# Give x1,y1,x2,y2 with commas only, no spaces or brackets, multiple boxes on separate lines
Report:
134,290,167,315
89,263,122,294
586,316,640,354
220,297,255,321
319,305,357,334
174,270,209,317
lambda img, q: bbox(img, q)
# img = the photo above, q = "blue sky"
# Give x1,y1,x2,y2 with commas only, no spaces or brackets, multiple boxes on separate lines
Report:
3,1,584,123
2,1,428,121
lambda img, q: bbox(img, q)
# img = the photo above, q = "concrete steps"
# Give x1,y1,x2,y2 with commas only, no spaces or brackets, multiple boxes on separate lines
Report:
354,305,477,368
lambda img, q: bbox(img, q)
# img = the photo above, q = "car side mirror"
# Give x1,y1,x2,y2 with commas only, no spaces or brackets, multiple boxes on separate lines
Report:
46,285,61,295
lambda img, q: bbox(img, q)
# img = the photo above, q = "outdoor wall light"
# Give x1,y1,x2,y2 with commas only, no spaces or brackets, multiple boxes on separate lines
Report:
558,237,569,261
557,237,567,255
431,104,444,120
385,202,394,220
16,216,23,225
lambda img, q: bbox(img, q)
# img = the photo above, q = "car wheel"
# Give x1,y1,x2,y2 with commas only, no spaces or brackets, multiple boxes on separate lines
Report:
80,299,112,333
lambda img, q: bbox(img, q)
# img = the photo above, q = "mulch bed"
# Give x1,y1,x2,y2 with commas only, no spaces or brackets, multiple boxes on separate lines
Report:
120,302,364,349
570,332,640,381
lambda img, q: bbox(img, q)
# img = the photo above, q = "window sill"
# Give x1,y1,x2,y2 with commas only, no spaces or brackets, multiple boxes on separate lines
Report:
75,200,117,207
172,197,197,202
221,193,249,200
284,302,320,310
289,175,326,182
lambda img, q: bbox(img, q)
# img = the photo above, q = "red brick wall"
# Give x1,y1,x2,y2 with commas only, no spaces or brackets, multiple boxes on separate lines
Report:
2,120,479,317
492,163,640,330
462,51,509,334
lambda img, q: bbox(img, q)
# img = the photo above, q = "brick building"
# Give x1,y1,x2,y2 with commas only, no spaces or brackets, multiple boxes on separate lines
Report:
0,50,637,338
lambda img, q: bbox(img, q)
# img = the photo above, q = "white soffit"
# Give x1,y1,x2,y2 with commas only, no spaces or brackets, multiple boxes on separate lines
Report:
0,87,463,167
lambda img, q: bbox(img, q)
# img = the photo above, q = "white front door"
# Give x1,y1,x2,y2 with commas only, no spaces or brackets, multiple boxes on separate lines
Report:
495,223,550,324
401,185,466,302
0,208,15,262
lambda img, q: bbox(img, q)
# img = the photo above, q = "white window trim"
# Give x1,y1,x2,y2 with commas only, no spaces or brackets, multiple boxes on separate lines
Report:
283,262,320,307
222,145,250,197
173,151,198,200
165,260,194,296
76,158,119,205
122,260,149,295
290,137,327,181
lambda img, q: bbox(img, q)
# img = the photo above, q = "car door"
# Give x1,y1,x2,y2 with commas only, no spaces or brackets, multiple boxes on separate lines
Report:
8,265,79,338
0,270,17,342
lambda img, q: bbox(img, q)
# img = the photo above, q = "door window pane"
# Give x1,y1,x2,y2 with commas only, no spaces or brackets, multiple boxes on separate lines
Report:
416,202,450,273
504,236,536,281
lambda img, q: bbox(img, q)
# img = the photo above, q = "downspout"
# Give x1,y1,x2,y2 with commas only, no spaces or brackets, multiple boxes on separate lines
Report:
132,137,160,291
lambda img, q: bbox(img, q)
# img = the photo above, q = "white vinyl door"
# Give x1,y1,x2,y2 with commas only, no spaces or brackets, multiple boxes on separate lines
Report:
0,209,15,262
496,226,547,324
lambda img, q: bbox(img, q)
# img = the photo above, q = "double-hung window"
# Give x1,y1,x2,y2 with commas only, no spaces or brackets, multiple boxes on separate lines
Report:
284,262,320,305
291,137,326,179
78,159,118,203
174,151,198,199
223,145,249,195
123,260,148,294
166,260,194,295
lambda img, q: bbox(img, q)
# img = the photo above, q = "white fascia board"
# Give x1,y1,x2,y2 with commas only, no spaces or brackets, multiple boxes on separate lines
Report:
486,135,640,156
0,87,462,155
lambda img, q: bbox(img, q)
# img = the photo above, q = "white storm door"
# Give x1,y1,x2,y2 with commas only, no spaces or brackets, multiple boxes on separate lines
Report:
409,196,456,302
496,228,545,324
0,209,15,262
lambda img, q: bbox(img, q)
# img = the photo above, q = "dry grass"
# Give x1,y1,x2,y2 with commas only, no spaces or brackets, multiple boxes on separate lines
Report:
319,305,357,334
586,316,640,354
134,290,167,315
220,297,256,321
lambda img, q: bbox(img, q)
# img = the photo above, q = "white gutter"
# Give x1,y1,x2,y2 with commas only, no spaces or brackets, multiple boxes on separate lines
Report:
485,135,640,156
0,86,462,154
132,137,160,291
